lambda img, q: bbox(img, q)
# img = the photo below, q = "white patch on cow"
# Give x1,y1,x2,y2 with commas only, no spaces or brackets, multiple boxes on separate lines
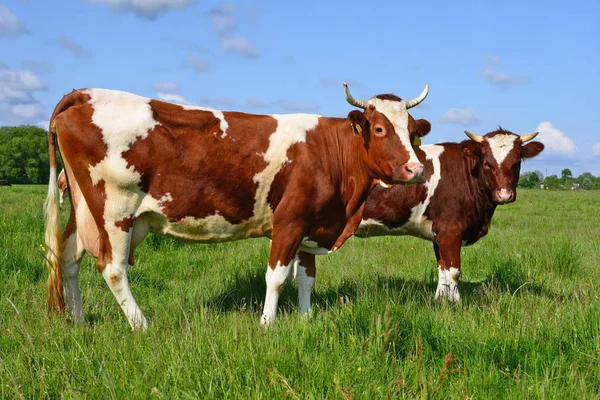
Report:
356,145,445,240
181,104,229,138
84,89,157,236
435,266,460,302
261,258,297,325
368,98,419,164
487,134,518,166
250,113,318,228
136,192,173,216
299,236,330,254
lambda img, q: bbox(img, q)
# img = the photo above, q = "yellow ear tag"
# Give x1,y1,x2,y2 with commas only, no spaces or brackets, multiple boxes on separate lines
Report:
352,123,362,136
413,136,422,148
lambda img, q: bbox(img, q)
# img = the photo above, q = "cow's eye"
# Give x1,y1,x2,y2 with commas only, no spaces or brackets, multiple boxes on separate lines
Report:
374,126,384,135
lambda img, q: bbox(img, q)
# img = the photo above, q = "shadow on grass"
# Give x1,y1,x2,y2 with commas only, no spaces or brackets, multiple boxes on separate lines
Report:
206,258,562,314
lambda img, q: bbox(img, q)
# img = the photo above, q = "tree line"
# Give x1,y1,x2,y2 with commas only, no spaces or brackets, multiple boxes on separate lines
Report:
0,125,598,189
518,169,600,190
0,125,62,185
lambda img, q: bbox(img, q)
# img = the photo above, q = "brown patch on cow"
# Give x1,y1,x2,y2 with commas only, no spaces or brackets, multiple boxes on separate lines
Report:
374,94,403,102
299,251,316,278
115,215,135,232
122,101,273,224
109,272,121,286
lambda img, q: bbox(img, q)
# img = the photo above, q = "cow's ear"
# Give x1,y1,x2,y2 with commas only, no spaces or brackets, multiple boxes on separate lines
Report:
461,141,481,158
347,110,368,136
522,141,544,159
414,119,431,138
461,141,481,177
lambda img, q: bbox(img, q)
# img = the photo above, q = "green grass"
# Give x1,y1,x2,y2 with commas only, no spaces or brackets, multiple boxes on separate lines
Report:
1,186,599,399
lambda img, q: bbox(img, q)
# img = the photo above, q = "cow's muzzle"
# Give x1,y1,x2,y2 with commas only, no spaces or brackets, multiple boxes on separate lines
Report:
494,188,515,204
392,162,425,185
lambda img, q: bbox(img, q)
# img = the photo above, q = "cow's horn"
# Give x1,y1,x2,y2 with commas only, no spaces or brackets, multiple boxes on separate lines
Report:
464,131,484,143
405,84,430,109
519,132,539,143
343,82,369,109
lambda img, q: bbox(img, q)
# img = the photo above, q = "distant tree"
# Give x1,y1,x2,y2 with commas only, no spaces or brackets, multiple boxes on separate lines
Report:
561,168,573,179
560,168,574,188
581,178,593,190
0,125,61,184
518,171,541,189
573,172,594,190
543,174,561,190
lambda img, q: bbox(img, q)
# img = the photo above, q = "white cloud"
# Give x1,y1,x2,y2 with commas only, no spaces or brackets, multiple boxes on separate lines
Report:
535,121,576,153
482,53,499,65
12,103,41,119
440,107,480,126
221,36,259,58
593,143,600,155
207,4,237,37
156,92,190,105
479,68,530,87
184,55,210,72
57,35,91,58
86,0,197,20
0,64,47,124
0,4,28,38
152,81,180,93
37,120,50,130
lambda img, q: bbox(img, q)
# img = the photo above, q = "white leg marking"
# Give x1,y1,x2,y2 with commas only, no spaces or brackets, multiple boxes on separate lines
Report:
296,265,315,316
261,257,296,326
62,232,85,324
435,266,460,302
102,226,147,330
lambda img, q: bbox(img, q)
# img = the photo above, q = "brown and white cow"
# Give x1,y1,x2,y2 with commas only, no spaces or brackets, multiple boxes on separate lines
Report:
57,169,68,206
44,83,431,329
351,128,544,301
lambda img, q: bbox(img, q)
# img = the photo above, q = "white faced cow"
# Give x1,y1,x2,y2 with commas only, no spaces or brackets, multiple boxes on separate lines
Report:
354,128,544,300
44,83,431,329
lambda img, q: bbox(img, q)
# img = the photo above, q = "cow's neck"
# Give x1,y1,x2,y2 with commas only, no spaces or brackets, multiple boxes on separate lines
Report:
469,168,498,231
334,119,374,219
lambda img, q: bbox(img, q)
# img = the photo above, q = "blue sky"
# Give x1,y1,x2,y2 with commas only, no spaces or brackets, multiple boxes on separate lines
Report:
1,0,598,176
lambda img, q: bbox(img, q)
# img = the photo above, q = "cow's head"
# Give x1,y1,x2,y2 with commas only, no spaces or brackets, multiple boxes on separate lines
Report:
461,127,545,204
344,83,430,186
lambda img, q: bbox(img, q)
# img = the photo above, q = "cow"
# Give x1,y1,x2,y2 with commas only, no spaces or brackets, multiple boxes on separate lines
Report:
57,169,68,206
349,128,544,301
43,83,431,330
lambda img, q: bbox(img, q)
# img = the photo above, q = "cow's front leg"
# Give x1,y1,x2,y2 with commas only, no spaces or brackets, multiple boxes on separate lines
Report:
261,223,304,326
433,234,462,302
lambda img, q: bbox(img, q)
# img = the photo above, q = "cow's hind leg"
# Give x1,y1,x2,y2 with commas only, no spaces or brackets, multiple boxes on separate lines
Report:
433,235,462,302
61,217,85,324
98,218,147,330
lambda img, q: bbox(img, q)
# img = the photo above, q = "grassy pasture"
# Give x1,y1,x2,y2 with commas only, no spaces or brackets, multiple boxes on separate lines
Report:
0,185,599,399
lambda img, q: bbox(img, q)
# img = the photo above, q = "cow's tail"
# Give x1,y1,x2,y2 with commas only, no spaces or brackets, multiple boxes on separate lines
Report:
44,117,64,312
